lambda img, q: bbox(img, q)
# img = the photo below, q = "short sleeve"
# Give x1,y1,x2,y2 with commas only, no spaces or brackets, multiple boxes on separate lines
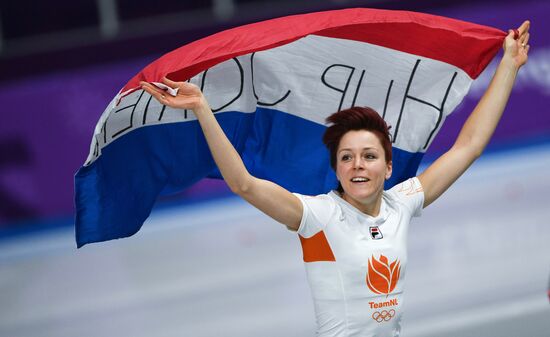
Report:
387,177,424,217
292,193,336,238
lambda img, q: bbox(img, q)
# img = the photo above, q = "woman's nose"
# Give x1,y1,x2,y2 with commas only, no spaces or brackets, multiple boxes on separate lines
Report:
353,157,364,169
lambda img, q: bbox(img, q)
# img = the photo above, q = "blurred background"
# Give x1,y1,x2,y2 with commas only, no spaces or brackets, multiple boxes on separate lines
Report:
0,0,549,336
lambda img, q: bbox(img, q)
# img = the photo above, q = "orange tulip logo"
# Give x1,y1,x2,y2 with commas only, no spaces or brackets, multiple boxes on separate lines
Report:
366,254,401,295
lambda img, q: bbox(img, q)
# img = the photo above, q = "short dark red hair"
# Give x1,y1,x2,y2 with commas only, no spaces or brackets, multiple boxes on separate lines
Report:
322,106,392,171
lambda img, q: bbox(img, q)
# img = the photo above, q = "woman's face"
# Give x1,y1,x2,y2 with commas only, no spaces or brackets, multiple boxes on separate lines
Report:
335,130,392,209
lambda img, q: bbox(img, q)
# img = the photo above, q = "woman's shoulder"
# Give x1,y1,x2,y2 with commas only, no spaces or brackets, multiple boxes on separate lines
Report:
293,191,337,210
384,177,424,216
385,177,423,196
292,191,339,234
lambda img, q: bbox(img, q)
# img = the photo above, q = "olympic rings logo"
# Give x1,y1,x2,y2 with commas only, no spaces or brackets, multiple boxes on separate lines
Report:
371,309,395,322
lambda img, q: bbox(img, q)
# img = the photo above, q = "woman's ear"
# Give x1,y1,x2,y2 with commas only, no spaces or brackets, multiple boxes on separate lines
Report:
385,161,393,180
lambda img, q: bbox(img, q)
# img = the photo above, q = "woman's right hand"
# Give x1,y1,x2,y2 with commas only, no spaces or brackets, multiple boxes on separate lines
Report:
140,77,207,111
502,20,530,69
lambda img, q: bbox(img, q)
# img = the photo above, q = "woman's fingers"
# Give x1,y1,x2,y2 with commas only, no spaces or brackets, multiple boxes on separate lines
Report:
505,21,531,56
162,76,181,89
140,81,162,93
517,20,530,37
510,21,529,42
518,25,530,57
141,78,204,110
141,82,169,104
160,77,202,97
140,81,169,98
522,33,530,47
140,82,157,96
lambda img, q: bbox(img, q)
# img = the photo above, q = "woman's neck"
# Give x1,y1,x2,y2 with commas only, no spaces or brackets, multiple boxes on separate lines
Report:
341,191,383,217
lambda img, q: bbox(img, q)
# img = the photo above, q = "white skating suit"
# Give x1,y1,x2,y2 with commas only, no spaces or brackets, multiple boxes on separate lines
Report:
293,177,424,337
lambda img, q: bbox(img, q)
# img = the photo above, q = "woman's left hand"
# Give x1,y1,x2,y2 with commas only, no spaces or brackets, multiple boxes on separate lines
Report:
503,20,530,68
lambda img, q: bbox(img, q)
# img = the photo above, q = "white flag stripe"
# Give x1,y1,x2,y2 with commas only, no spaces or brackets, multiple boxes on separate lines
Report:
86,35,472,165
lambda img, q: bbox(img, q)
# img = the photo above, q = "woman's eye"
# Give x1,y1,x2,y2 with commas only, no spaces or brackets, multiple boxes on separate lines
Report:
341,155,351,161
365,154,376,159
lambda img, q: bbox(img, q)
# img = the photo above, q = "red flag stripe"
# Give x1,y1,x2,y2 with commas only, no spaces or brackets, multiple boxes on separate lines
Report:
123,8,504,94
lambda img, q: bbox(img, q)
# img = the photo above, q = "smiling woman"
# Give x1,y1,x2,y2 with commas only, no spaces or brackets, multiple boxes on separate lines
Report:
335,130,392,214
321,106,393,215
288,106,423,336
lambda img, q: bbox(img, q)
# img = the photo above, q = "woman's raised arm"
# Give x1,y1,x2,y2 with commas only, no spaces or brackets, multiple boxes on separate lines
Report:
418,20,531,208
141,78,303,230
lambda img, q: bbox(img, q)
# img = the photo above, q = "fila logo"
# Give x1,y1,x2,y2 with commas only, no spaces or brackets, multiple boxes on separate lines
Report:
370,226,383,240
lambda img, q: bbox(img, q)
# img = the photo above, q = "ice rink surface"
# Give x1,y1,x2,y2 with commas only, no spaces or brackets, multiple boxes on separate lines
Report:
1,143,549,337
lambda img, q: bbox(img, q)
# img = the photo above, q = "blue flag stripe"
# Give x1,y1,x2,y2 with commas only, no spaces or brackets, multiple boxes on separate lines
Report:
75,108,422,247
